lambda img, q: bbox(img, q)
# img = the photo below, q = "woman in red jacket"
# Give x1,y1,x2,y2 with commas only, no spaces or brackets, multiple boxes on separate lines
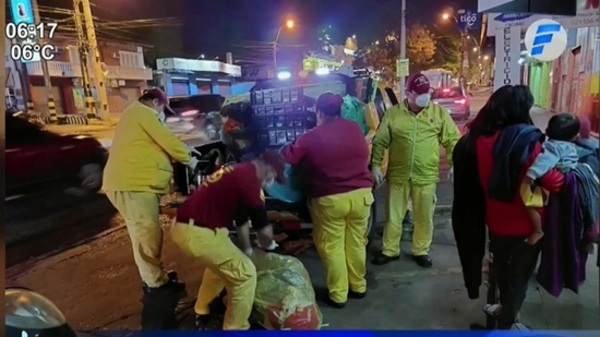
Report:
452,85,564,329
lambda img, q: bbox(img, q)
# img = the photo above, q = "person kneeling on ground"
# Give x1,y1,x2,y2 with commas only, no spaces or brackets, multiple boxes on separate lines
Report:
171,150,285,330
281,92,374,308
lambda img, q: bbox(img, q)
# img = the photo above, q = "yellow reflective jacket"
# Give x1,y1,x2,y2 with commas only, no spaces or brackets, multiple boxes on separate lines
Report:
371,101,461,185
102,101,191,194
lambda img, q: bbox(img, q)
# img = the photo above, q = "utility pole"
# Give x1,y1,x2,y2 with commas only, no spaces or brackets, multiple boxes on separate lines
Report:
459,29,468,87
79,0,110,123
32,0,58,123
72,0,96,119
398,0,407,101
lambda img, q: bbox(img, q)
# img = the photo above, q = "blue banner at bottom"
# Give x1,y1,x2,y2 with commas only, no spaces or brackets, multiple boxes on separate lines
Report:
82,331,596,337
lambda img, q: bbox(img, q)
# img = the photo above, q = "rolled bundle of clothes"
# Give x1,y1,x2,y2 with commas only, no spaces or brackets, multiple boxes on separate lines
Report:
537,164,599,297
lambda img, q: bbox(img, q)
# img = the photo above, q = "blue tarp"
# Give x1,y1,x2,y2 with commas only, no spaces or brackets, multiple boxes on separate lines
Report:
341,94,369,135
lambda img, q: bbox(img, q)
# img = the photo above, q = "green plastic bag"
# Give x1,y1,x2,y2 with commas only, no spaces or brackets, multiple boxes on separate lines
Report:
341,94,369,135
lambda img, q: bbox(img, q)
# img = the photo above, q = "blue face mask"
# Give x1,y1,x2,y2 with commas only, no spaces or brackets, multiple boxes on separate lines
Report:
415,93,431,107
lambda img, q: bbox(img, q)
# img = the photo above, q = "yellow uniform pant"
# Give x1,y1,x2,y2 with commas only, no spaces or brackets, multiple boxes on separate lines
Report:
309,188,374,304
382,182,437,257
105,191,168,288
171,222,257,330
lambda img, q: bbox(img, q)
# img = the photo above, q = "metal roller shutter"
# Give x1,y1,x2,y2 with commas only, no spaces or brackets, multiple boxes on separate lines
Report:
172,81,189,96
31,85,64,115
107,87,140,114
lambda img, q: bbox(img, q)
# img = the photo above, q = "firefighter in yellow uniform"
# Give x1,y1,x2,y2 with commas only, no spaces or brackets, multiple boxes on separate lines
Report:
371,73,460,268
103,88,199,293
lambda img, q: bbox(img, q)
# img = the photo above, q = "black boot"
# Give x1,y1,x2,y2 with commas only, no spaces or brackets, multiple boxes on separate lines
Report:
141,285,185,330
371,253,400,265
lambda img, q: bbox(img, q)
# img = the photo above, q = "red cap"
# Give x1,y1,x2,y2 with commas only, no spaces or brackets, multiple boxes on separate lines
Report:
406,73,431,95
259,150,286,184
141,88,174,114
316,92,344,117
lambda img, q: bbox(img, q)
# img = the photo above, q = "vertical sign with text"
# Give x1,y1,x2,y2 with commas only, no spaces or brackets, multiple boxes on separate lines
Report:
457,9,481,31
493,25,522,91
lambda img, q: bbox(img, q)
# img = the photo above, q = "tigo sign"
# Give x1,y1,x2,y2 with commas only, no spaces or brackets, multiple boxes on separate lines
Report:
524,19,567,61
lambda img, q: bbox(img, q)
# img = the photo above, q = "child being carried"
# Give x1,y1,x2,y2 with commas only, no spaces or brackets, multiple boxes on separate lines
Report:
523,113,581,245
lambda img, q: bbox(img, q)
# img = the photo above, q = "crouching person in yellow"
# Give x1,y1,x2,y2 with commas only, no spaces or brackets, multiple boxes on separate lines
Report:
103,88,199,293
371,73,460,268
281,93,374,308
171,151,284,330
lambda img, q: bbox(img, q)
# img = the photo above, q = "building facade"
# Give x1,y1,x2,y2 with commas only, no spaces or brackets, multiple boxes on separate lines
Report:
4,36,152,116
487,0,600,133
155,58,242,97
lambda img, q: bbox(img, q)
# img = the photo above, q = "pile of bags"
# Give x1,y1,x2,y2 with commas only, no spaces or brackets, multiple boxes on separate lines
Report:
250,250,322,330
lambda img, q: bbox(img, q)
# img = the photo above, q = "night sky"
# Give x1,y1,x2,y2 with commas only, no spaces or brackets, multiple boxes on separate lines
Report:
36,0,480,59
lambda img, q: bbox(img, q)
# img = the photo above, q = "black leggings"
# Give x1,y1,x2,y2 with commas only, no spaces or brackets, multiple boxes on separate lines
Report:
489,234,542,329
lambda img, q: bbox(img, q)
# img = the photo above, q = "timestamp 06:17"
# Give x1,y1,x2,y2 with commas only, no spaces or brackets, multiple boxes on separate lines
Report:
5,22,59,40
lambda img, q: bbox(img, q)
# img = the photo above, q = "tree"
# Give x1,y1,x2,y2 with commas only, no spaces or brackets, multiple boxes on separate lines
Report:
432,34,461,75
354,41,399,86
406,23,437,73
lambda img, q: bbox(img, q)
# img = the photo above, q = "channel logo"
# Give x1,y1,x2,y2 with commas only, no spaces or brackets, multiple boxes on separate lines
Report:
524,19,567,62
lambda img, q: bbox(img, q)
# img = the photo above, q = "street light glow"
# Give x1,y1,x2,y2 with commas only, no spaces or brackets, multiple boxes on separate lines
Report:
473,47,478,52
286,19,295,29
315,68,330,75
483,55,490,60
442,13,450,20
277,71,291,80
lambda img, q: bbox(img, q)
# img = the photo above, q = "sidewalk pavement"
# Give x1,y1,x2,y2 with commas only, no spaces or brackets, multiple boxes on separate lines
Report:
6,180,599,330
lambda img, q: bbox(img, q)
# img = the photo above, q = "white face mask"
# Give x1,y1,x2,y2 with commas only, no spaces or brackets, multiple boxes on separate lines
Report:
157,111,166,123
414,93,431,108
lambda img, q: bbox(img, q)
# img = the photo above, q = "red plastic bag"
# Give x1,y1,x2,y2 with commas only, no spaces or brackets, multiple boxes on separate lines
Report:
250,250,323,330
266,304,320,330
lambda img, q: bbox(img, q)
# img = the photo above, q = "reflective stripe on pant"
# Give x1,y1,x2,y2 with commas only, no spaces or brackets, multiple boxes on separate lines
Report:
105,191,167,288
170,222,257,330
309,188,374,304
382,182,436,257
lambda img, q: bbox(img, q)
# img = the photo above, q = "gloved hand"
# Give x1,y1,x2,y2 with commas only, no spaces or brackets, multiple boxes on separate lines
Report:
446,167,454,183
372,167,384,186
255,239,279,251
187,156,200,170
189,147,202,158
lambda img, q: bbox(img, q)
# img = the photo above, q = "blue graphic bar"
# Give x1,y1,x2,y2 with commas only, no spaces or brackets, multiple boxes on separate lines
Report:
535,24,561,34
81,331,598,337
530,46,545,56
532,34,554,46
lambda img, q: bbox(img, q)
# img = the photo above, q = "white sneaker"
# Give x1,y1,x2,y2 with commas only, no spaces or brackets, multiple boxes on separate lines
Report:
511,323,530,330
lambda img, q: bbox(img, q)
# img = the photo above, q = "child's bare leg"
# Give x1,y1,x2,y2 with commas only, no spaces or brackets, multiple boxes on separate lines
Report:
526,208,544,245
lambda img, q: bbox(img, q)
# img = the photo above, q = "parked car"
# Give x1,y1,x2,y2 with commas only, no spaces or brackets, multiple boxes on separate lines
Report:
431,86,472,121
5,114,109,199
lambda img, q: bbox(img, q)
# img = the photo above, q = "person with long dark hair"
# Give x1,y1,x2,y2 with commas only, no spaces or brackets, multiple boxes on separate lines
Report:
451,85,564,329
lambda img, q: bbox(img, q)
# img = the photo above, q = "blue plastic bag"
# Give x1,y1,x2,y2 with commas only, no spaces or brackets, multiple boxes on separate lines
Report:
341,94,369,135
263,163,303,203
263,146,304,203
